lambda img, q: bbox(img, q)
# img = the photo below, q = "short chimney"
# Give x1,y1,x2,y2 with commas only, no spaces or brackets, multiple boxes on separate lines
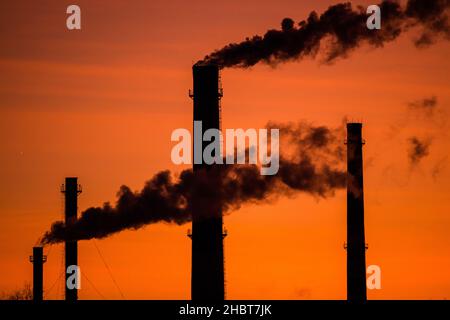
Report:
29,246,46,301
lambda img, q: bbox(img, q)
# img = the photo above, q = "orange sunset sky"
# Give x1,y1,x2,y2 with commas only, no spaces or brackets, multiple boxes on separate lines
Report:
0,0,449,299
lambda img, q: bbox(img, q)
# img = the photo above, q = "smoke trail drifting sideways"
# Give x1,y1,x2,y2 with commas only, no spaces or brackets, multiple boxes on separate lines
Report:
408,96,438,117
201,0,450,68
405,95,448,168
41,122,346,244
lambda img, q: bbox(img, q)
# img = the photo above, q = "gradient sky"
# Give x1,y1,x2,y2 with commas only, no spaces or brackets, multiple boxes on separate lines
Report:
0,0,449,299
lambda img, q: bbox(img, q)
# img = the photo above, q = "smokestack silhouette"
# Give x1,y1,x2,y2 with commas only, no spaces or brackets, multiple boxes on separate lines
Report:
63,177,81,302
346,123,367,302
29,246,46,301
40,121,346,245
190,63,225,300
201,0,450,68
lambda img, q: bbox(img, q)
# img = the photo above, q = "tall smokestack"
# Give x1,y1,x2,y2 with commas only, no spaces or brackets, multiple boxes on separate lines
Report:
29,246,46,301
189,63,225,300
346,123,367,302
63,177,81,301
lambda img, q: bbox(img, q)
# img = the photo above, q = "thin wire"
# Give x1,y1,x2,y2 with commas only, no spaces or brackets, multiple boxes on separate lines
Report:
82,272,105,299
56,189,65,300
92,240,126,299
34,237,42,247
45,270,64,299
45,244,53,258
56,245,64,299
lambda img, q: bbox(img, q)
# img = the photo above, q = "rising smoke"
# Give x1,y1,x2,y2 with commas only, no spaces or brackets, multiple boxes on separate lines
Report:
201,0,450,68
41,0,450,243
41,122,346,244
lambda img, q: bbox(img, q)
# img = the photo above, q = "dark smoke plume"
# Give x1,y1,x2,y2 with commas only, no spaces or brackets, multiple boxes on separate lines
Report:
41,122,346,244
201,0,450,68
408,136,431,165
408,96,438,116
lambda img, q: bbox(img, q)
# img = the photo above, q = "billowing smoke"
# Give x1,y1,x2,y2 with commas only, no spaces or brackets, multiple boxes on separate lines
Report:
41,122,346,244
408,136,431,165
201,0,450,68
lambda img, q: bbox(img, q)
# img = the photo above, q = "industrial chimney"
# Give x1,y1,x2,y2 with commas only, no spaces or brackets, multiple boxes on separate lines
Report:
346,123,367,302
62,177,81,301
189,63,226,300
29,246,46,301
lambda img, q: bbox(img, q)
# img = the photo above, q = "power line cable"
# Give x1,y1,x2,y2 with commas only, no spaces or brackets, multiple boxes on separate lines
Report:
82,271,105,299
45,270,64,299
92,240,126,299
